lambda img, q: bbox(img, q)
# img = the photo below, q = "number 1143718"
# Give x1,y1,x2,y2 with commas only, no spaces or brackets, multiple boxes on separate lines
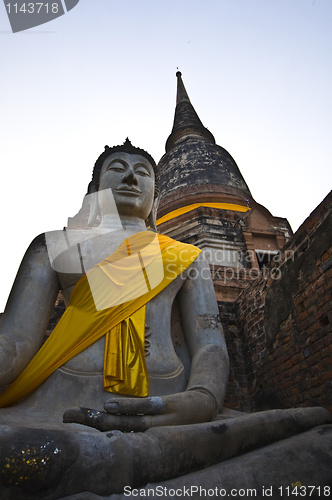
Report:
6,3,59,14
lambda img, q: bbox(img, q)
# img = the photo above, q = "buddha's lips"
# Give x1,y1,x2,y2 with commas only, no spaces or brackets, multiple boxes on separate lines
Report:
116,187,141,195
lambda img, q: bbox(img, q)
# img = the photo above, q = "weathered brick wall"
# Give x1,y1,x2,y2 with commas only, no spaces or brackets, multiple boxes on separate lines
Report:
235,191,332,413
218,301,250,411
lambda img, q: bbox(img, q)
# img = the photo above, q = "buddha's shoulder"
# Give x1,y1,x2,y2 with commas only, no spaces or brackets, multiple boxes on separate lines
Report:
44,227,97,246
23,229,98,270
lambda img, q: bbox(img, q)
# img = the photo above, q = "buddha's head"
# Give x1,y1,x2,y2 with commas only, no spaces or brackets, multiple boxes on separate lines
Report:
88,139,159,229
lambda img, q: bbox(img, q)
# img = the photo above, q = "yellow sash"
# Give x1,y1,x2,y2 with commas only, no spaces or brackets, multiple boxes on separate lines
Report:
0,232,201,407
156,202,249,226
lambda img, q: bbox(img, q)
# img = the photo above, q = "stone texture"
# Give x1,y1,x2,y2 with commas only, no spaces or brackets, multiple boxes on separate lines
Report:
159,139,251,212
115,424,332,500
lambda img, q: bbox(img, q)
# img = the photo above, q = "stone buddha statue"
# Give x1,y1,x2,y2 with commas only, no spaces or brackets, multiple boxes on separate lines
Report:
0,140,331,500
0,140,230,497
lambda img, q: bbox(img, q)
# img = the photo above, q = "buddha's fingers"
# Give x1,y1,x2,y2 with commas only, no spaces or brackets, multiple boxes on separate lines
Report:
63,407,107,429
104,396,165,415
63,406,166,432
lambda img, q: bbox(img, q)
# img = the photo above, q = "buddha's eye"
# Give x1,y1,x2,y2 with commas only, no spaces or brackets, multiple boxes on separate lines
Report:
135,167,150,177
136,170,149,177
107,162,125,172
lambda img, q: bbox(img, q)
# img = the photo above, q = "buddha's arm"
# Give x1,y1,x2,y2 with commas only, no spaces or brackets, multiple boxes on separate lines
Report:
178,253,229,414
64,255,230,431
0,234,60,386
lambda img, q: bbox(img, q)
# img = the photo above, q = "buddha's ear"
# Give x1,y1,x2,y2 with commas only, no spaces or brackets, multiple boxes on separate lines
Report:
146,192,160,232
87,183,100,227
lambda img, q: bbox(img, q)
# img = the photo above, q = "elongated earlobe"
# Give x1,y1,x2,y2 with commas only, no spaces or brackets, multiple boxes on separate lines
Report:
146,193,160,232
87,183,100,227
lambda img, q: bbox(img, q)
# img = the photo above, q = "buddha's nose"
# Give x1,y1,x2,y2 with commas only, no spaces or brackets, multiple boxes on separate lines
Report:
122,168,138,186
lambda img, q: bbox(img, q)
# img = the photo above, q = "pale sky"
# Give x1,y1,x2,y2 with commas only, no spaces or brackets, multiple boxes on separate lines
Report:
0,0,331,311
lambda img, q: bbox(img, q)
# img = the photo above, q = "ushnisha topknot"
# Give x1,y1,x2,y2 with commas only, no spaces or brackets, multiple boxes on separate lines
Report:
90,138,159,197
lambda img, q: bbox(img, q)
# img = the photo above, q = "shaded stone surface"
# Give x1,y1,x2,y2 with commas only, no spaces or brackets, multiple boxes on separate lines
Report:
59,423,332,499
159,139,251,211
126,424,332,500
1,407,330,499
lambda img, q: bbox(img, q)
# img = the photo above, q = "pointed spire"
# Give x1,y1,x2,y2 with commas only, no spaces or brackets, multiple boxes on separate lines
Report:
176,71,190,104
165,72,215,153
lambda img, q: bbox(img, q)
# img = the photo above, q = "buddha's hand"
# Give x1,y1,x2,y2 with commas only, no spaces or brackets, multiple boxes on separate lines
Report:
63,390,216,432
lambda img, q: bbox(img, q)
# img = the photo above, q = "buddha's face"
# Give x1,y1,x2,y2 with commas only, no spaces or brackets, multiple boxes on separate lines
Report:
98,152,155,220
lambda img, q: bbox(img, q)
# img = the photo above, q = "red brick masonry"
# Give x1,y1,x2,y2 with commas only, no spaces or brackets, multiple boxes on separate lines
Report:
223,191,332,413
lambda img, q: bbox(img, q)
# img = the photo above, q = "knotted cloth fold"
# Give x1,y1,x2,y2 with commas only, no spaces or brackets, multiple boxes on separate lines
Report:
0,232,201,407
103,305,147,397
